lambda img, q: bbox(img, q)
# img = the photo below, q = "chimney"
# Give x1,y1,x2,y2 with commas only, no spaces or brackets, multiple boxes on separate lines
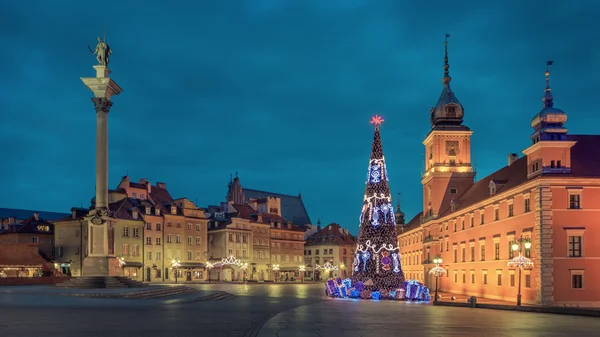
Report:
249,199,258,211
508,153,518,166
33,213,39,221
140,178,148,184
156,182,166,189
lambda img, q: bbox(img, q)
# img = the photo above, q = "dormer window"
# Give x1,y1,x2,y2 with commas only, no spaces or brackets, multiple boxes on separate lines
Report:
132,210,138,220
489,181,497,195
145,206,151,215
155,209,160,216
450,199,456,212
171,206,176,215
446,105,456,116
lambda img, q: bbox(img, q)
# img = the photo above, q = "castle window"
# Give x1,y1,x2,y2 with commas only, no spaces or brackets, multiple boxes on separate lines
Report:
551,160,555,168
569,194,581,209
446,105,456,116
449,159,456,166
488,181,496,195
557,160,562,168
449,188,457,194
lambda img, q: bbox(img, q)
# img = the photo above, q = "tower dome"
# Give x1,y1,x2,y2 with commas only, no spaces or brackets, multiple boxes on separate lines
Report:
530,61,568,144
430,34,465,127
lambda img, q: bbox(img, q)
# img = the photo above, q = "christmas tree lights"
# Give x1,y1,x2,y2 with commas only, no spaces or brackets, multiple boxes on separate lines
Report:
324,116,430,301
352,115,405,290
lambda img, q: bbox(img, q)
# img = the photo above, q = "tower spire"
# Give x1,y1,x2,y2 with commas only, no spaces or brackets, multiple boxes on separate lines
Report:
442,32,451,87
543,61,555,108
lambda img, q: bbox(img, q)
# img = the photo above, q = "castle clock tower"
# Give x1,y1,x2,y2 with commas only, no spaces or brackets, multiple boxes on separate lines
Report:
421,35,476,221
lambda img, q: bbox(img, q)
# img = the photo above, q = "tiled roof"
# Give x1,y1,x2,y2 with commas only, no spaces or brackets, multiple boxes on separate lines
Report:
439,155,529,217
305,223,356,247
243,189,312,226
129,182,147,189
231,204,256,220
0,208,69,221
149,185,174,213
15,216,54,234
436,135,600,218
568,135,600,177
398,212,422,234
256,213,305,232
0,243,51,267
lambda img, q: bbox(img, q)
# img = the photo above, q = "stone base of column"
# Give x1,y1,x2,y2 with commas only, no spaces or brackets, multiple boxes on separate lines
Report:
82,256,120,277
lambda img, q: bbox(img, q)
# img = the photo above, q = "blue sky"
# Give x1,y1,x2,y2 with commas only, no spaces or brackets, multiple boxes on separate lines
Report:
1,0,599,234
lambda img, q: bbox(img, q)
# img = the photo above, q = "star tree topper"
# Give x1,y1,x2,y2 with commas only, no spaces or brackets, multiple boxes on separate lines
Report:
370,115,384,127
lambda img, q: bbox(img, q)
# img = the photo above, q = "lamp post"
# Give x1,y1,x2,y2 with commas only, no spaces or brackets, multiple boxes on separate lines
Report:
171,259,181,284
299,265,306,283
428,256,446,303
508,236,533,306
272,264,280,283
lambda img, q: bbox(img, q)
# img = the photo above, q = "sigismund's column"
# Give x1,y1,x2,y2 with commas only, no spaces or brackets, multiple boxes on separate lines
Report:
81,32,123,277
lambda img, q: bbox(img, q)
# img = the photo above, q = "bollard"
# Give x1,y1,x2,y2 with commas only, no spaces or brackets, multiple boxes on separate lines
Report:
468,296,477,308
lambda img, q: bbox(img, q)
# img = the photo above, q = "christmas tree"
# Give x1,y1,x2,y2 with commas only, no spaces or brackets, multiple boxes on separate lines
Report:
351,115,405,291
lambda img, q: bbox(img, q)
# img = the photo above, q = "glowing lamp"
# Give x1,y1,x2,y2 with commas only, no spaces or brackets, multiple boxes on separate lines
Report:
524,241,532,250
512,243,519,252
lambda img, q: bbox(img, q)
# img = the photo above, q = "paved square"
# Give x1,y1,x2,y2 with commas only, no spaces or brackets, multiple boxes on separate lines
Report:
0,283,598,336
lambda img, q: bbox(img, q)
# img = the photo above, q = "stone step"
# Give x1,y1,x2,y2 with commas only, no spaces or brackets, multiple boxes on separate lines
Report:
56,276,146,289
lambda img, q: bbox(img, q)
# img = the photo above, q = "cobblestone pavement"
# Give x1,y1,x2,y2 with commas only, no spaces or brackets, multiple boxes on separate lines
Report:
257,298,600,337
1,283,600,337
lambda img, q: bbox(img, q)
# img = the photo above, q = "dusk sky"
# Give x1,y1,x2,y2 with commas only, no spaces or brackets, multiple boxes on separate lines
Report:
1,1,599,234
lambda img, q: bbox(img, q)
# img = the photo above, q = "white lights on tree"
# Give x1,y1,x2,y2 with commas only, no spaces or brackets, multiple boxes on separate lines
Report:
351,115,405,291
299,265,306,272
171,259,181,268
272,264,280,272
117,256,126,267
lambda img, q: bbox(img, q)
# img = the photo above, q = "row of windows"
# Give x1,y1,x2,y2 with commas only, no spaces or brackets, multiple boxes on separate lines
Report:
270,233,303,240
305,248,352,255
449,240,532,263
446,198,531,232
272,242,303,249
452,269,531,288
229,233,248,243
451,269,584,289
145,236,203,246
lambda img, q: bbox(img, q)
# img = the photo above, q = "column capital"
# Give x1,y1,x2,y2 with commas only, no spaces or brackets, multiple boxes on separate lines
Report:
91,97,113,113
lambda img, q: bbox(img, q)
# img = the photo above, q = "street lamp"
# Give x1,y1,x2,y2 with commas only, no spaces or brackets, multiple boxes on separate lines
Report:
299,265,306,283
508,236,533,306
272,264,280,283
428,256,446,303
171,259,181,283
